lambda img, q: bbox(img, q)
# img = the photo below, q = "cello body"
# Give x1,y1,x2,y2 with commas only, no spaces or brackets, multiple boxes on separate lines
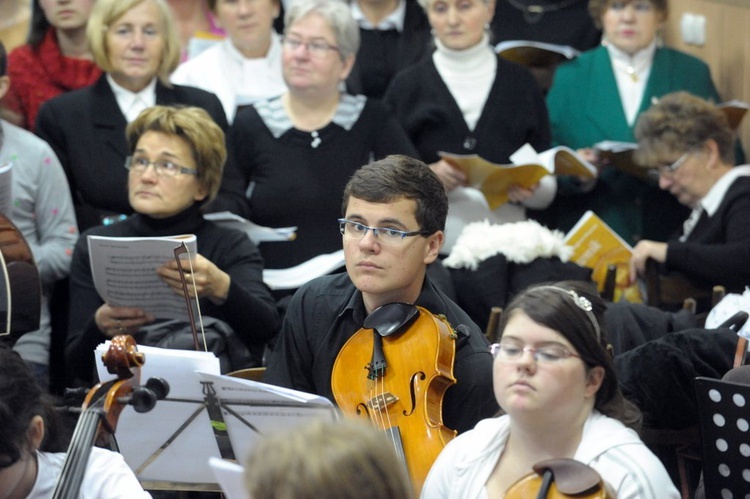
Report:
0,213,41,338
331,305,457,494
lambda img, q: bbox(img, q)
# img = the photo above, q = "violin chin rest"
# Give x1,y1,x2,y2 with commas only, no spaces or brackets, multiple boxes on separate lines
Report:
532,458,603,495
363,302,419,337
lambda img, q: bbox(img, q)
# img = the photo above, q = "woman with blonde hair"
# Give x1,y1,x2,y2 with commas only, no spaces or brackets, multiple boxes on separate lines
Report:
35,0,232,232
65,105,279,386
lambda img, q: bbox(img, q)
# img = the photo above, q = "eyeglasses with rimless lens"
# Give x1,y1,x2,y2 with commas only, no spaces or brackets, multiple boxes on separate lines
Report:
338,219,431,246
491,342,582,363
125,156,199,178
281,36,341,57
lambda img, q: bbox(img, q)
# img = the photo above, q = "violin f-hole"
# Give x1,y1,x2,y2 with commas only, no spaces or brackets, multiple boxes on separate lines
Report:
404,371,426,416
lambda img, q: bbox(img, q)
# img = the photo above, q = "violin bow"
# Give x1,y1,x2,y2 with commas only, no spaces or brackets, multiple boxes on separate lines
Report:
173,242,206,352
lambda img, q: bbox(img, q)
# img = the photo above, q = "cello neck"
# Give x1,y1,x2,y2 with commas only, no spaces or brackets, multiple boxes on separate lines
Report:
51,406,104,499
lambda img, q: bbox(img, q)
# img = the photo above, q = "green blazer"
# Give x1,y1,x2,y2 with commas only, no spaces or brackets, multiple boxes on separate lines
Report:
541,46,721,244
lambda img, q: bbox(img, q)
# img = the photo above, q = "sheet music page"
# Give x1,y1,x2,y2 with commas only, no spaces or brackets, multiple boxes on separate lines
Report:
262,249,345,290
209,457,249,499
203,211,296,244
96,344,337,486
0,163,13,216
95,343,223,485
87,234,198,321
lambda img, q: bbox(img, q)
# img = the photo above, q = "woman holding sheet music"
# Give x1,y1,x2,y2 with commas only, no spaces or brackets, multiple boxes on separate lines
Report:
383,0,553,254
544,0,724,245
65,106,279,386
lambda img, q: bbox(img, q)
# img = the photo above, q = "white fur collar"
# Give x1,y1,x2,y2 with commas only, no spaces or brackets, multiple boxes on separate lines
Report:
443,220,572,270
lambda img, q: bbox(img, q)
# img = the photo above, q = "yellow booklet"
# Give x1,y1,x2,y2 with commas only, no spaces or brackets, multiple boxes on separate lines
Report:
563,210,643,303
440,145,596,210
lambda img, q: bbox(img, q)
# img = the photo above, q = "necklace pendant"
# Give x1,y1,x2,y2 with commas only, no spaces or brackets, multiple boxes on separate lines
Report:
626,65,639,83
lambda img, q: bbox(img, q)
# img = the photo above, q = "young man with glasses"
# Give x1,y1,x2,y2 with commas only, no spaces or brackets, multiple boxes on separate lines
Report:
264,155,498,434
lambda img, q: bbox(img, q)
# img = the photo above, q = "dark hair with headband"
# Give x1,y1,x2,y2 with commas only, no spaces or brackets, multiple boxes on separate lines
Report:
497,281,641,429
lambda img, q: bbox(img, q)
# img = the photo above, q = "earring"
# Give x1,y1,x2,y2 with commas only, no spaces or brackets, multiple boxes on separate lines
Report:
484,23,490,31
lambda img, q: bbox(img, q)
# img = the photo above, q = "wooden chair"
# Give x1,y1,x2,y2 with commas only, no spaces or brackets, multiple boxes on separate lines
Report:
644,258,716,311
227,367,267,382
485,306,503,344
638,283,736,499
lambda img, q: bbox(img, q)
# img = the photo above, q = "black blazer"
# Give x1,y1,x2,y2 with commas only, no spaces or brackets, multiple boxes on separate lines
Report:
35,75,237,231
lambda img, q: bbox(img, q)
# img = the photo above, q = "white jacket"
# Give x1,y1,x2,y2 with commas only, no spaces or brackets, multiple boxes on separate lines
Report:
420,411,680,499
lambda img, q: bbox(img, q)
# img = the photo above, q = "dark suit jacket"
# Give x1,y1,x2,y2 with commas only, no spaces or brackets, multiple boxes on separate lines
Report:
35,75,236,231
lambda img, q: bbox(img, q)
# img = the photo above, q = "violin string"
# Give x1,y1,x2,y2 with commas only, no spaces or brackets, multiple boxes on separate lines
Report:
376,375,399,454
181,244,207,351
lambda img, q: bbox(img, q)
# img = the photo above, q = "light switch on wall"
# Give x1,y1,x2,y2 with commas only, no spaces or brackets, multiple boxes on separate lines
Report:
680,13,706,46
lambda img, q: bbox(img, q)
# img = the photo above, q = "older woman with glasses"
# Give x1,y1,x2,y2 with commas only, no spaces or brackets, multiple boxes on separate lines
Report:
35,0,232,232
65,106,279,386
226,0,416,288
628,92,750,299
543,0,726,246
421,281,678,499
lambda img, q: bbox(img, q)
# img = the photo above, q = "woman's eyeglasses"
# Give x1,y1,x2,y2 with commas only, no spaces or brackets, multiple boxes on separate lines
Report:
491,343,581,363
648,152,690,180
125,156,199,178
282,36,341,58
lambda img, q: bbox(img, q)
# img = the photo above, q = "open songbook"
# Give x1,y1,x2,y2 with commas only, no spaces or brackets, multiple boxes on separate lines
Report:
564,210,642,303
94,344,337,490
87,234,198,322
495,40,580,67
591,141,650,182
440,144,596,210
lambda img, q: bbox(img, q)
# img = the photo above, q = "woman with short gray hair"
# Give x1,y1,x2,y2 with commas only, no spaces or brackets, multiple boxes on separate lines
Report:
227,0,417,291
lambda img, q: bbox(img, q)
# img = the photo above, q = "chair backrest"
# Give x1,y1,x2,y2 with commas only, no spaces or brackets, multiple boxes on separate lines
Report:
693,376,750,497
644,258,718,311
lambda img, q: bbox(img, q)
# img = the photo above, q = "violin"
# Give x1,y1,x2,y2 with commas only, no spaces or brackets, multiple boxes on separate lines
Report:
0,213,40,338
505,458,616,499
52,335,169,498
331,303,457,495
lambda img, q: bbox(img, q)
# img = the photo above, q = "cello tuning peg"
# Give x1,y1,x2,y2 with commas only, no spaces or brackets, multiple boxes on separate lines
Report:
128,387,158,413
145,377,170,400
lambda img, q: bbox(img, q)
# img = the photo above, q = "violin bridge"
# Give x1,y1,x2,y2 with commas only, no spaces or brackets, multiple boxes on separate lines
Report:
367,392,398,411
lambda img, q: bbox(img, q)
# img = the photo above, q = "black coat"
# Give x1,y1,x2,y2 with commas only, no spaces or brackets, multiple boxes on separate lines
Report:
35,75,234,231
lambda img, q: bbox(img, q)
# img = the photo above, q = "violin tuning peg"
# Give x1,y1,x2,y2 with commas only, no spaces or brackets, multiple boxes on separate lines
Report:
145,377,170,400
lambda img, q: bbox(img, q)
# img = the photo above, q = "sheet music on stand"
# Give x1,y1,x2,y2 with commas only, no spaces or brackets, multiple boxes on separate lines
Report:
94,343,337,490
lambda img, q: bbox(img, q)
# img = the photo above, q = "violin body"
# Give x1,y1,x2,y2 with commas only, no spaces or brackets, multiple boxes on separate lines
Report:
331,305,457,494
505,458,616,499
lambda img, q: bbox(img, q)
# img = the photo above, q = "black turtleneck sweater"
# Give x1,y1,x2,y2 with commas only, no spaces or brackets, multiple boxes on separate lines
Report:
66,204,280,384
